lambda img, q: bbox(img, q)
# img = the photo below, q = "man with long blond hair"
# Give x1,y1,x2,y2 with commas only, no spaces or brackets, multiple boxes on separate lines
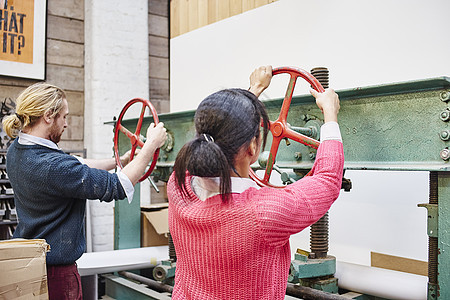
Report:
2,82,167,299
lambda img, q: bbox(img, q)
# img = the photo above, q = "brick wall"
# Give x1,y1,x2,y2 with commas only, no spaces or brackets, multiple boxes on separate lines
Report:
85,0,171,251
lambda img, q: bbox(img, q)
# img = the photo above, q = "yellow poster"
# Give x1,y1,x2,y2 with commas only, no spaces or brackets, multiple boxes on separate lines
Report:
0,0,34,64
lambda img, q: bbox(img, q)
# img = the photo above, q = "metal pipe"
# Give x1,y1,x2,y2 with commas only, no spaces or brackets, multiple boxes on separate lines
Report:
290,125,315,137
118,271,174,294
310,67,329,89
286,283,349,300
120,271,351,299
310,212,329,258
428,171,439,298
168,232,176,261
309,67,330,259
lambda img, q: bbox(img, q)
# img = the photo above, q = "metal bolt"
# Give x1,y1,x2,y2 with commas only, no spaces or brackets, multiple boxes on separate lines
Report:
294,152,302,160
280,172,291,184
440,91,450,102
440,110,450,122
258,151,270,168
440,130,450,141
309,152,316,160
440,148,450,160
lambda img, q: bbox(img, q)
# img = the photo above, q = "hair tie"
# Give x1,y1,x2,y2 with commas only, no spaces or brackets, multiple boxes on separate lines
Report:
202,133,215,143
15,113,23,123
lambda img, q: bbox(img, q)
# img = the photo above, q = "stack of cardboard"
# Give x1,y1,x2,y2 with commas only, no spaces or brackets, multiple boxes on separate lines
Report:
0,239,50,299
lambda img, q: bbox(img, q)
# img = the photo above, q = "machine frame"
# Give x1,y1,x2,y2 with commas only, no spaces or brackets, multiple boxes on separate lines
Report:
113,76,450,299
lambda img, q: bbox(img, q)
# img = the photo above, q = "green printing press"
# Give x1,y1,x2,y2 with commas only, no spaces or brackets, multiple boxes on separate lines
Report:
111,73,450,300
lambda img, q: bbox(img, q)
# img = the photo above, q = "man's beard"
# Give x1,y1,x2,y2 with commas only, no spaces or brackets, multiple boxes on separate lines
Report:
49,123,63,144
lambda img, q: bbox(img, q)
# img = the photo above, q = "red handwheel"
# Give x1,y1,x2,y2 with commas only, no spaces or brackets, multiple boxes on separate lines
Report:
114,98,160,182
249,67,325,188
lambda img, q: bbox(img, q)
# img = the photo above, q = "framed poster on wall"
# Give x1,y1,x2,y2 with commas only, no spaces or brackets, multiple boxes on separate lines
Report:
0,0,46,80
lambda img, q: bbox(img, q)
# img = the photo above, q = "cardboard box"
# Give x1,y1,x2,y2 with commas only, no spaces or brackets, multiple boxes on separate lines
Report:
371,251,428,276
0,239,50,299
141,203,169,247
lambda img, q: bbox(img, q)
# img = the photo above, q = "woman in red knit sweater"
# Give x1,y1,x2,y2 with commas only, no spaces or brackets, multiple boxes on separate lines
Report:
167,66,344,300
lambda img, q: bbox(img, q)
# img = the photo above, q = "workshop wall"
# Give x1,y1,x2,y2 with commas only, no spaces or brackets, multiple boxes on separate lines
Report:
170,0,279,37
170,0,450,112
84,0,170,251
84,0,150,252
0,0,171,250
149,0,170,114
0,0,85,152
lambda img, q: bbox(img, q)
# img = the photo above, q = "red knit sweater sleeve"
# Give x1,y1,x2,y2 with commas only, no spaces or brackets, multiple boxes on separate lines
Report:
250,140,344,247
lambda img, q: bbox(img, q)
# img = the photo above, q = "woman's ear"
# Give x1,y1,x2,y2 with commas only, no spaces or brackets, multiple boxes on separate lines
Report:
248,137,258,157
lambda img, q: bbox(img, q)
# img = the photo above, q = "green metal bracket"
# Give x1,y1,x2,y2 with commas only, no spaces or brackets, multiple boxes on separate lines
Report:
153,260,176,283
299,277,339,294
428,283,438,300
288,253,336,282
104,274,171,300
437,173,450,299
418,203,438,238
288,249,338,294
114,183,141,250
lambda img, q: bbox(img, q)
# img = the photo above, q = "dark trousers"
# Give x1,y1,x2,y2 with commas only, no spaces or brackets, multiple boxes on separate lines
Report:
46,263,83,300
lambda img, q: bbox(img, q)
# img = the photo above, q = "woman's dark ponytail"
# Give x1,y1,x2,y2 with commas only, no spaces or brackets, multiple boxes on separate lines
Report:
174,137,232,201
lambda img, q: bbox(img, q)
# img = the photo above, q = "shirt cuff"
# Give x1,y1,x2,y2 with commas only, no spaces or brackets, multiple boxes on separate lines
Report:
117,169,135,204
74,156,84,164
320,121,342,142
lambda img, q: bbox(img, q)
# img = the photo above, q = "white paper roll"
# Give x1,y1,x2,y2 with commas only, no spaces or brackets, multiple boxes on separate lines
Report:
76,246,169,276
335,261,427,300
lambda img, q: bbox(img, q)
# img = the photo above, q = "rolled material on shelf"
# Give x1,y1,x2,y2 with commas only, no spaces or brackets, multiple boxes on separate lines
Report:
286,283,351,300
335,261,427,300
76,246,169,276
